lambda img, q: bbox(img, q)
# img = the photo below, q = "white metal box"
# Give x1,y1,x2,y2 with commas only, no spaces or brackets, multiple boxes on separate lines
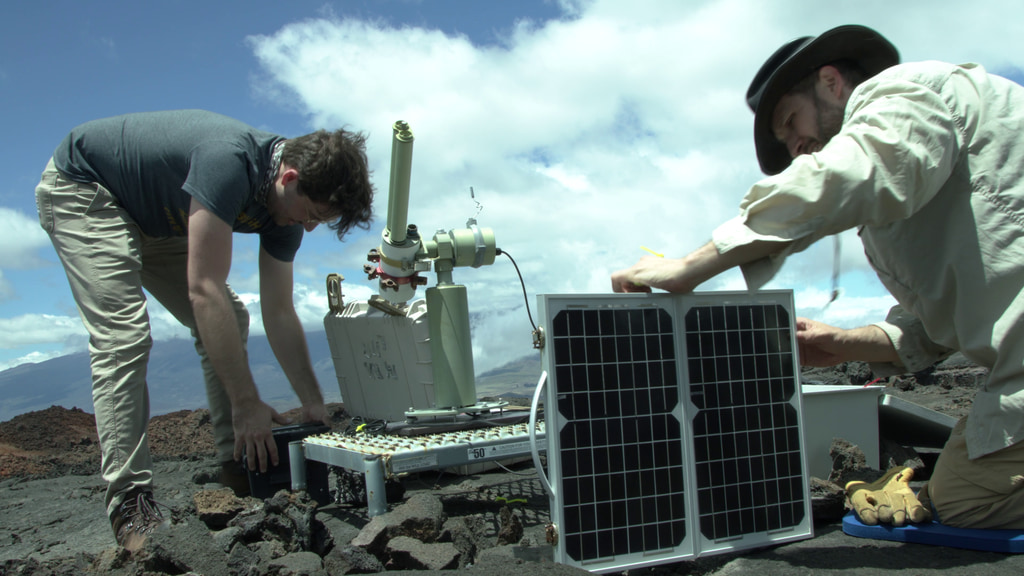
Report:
323,299,433,422
800,384,882,479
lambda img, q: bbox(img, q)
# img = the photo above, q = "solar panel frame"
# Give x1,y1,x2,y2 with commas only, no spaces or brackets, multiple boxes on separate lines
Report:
537,291,813,573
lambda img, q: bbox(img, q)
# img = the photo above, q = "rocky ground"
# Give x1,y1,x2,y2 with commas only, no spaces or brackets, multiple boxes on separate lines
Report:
2,357,1024,575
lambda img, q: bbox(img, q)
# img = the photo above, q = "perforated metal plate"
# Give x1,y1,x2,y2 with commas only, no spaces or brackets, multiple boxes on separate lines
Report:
538,291,812,573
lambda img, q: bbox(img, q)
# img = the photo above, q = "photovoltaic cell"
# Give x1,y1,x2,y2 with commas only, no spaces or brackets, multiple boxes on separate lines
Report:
553,306,685,562
539,292,811,573
685,304,804,541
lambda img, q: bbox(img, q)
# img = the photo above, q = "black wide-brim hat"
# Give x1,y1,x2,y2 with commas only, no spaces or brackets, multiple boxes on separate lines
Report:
746,25,899,175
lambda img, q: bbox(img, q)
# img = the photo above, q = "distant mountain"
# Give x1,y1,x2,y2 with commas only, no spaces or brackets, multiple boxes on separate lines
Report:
474,354,543,398
0,352,94,421
0,332,335,422
0,330,539,422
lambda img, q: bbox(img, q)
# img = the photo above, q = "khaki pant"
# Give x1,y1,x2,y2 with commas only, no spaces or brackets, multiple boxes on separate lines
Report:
34,159,249,520
927,416,1024,529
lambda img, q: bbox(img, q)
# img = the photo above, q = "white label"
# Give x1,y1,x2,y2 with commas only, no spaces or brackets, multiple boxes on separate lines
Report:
467,441,532,460
391,454,438,473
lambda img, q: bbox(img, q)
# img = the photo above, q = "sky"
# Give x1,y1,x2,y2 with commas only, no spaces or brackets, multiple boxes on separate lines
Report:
2,0,1023,378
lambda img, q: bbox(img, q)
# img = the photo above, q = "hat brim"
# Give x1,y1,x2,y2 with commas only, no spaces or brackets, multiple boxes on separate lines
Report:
753,25,899,175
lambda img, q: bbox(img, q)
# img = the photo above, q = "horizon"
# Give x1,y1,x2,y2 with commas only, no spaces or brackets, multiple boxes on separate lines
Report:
0,327,543,422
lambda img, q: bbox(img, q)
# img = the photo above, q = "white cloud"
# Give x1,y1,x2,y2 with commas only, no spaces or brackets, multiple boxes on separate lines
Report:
0,207,50,269
293,280,375,332
0,313,85,349
0,350,66,372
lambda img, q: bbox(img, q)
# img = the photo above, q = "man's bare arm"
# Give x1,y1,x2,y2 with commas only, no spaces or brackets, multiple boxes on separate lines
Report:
611,239,788,293
187,199,286,472
796,317,899,367
258,246,328,425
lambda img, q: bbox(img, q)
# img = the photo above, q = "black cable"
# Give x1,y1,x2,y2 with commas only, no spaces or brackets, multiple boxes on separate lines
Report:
496,248,537,332
342,416,388,436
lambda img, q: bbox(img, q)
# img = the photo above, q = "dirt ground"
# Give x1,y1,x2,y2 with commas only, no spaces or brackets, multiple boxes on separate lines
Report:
3,358,1024,575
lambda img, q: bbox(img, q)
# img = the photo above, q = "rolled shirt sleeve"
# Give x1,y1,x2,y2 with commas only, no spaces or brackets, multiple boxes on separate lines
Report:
870,305,957,376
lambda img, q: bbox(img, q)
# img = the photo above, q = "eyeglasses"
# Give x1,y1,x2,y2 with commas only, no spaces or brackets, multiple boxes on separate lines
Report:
304,197,335,225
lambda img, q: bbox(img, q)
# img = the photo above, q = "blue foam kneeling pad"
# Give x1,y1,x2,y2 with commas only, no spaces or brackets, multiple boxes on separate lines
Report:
842,511,1024,553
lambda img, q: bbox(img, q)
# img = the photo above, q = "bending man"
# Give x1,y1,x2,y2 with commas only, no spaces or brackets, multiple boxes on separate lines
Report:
35,109,374,549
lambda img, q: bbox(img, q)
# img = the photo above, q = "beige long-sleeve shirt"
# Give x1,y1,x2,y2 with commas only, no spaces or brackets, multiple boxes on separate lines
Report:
713,60,1024,459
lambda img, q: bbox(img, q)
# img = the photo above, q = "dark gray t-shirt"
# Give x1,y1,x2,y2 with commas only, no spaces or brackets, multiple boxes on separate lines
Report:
53,110,302,262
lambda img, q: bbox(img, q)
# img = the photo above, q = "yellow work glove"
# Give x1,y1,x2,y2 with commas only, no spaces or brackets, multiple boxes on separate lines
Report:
845,466,932,526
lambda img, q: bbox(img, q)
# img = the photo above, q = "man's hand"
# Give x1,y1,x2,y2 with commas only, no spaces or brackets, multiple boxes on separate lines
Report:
611,256,693,293
611,240,788,295
846,466,932,526
610,256,656,293
795,317,848,366
232,400,291,472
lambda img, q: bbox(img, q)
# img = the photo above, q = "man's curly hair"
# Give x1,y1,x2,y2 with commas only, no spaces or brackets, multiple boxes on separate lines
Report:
282,128,374,240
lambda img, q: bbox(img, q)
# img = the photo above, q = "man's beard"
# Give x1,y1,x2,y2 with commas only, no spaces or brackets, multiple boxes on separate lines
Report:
814,92,846,144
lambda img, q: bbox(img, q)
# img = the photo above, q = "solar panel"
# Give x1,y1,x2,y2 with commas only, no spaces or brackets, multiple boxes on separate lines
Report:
537,291,812,573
